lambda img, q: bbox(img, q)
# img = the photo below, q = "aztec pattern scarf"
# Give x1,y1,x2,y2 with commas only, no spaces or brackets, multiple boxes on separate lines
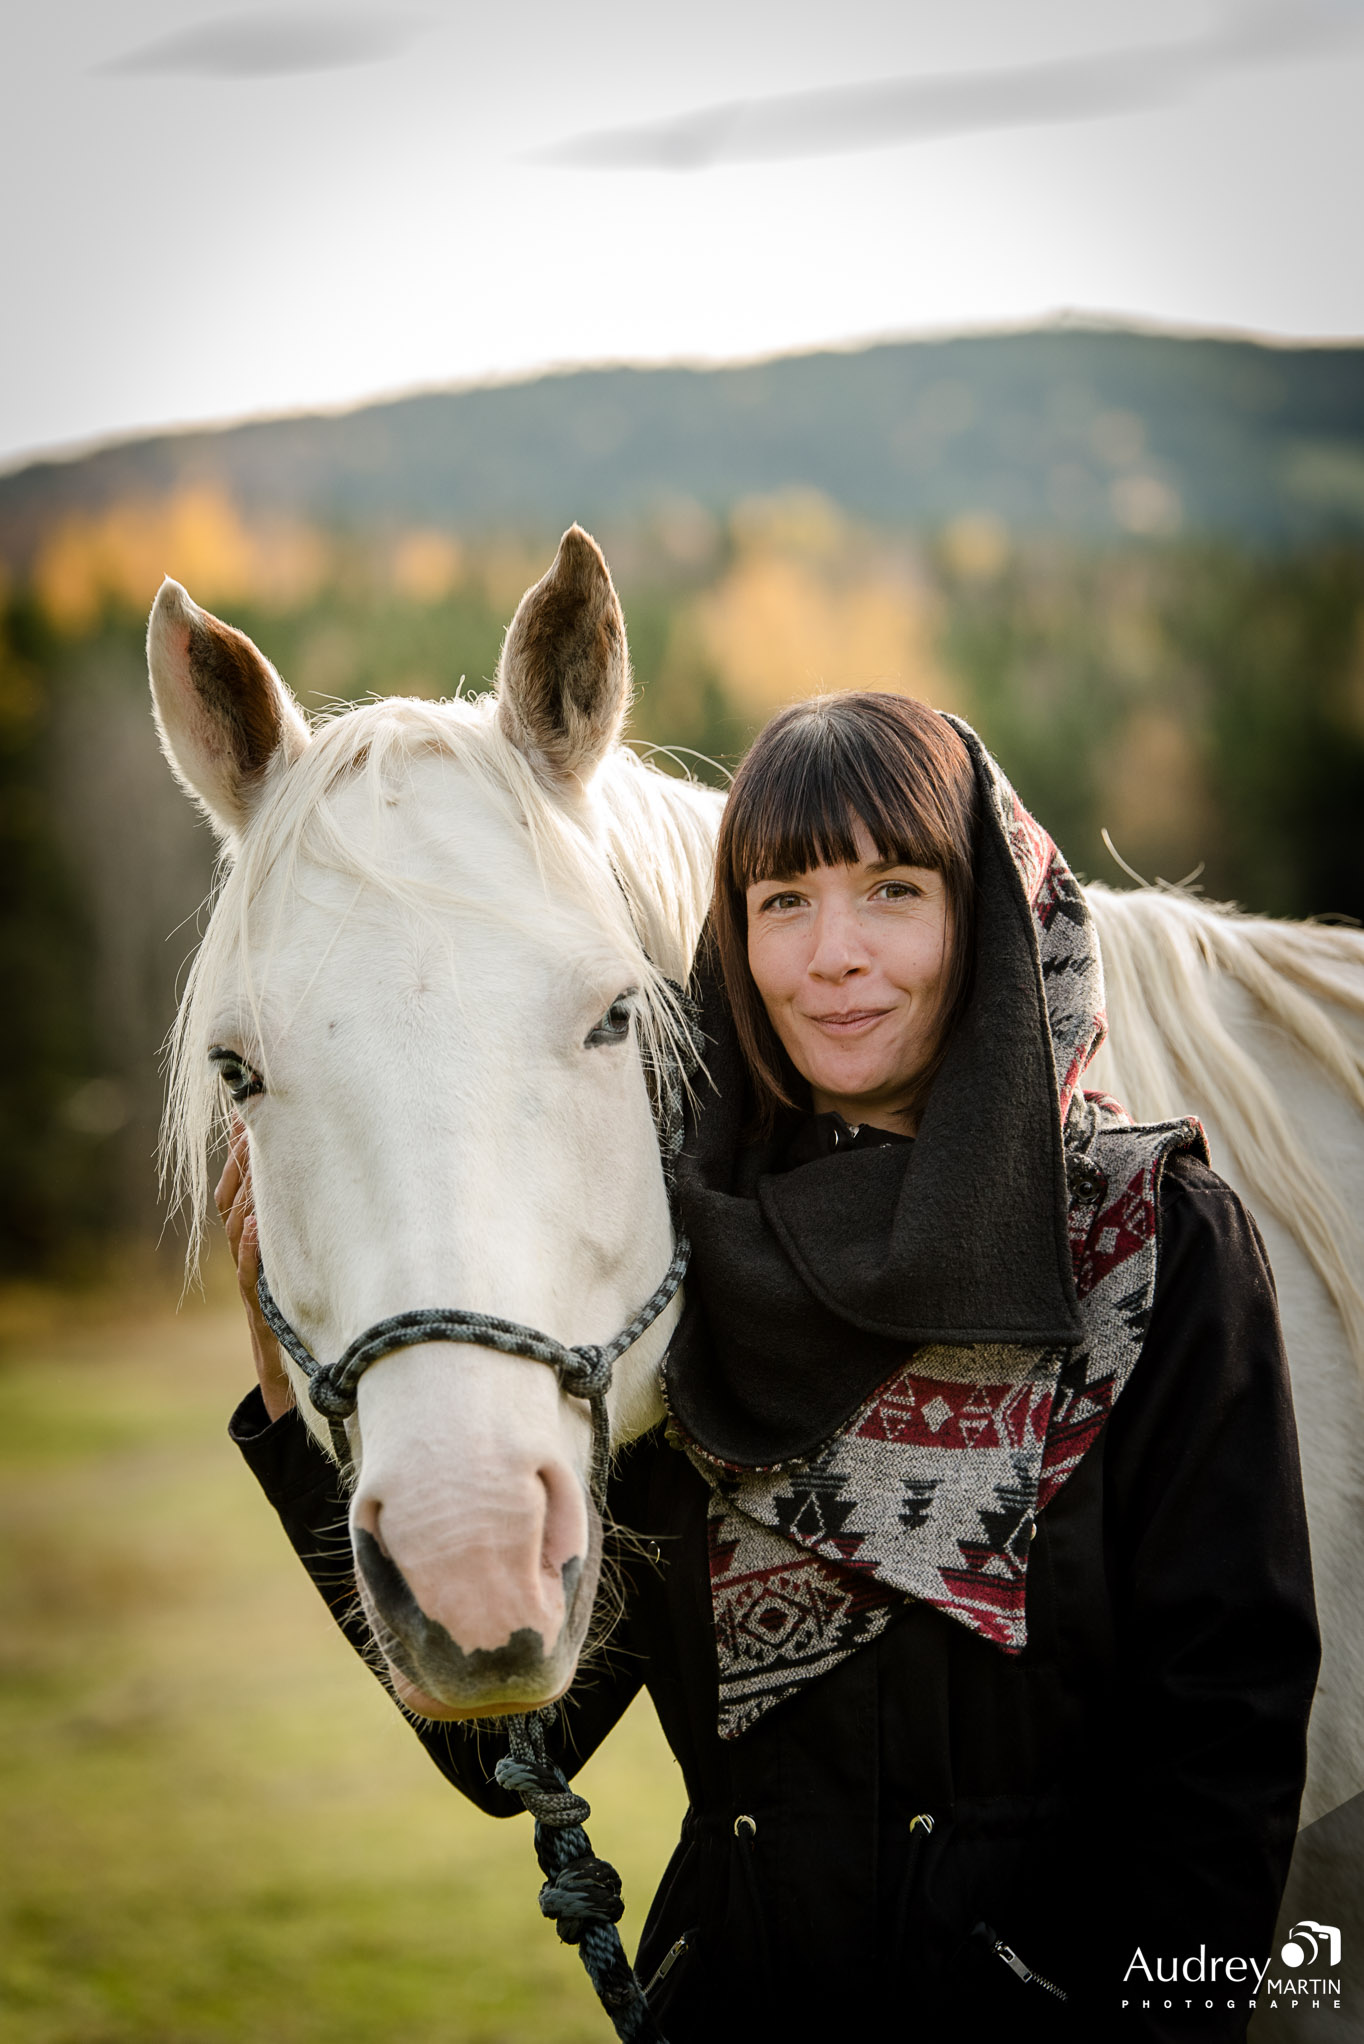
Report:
665,720,1206,1740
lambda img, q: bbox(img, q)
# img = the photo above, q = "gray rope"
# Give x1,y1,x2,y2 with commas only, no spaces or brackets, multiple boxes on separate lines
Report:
495,1712,667,2043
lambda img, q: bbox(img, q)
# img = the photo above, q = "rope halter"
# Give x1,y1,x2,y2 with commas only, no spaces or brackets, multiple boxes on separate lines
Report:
255,1231,689,1505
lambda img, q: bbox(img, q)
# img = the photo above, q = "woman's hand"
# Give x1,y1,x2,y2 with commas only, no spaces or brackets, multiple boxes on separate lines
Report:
215,1118,295,1422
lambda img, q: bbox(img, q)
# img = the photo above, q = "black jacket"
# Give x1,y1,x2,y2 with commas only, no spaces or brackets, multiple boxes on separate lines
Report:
232,1151,1318,2044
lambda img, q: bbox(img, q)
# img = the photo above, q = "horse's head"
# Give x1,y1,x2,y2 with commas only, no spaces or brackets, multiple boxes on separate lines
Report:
149,527,717,1719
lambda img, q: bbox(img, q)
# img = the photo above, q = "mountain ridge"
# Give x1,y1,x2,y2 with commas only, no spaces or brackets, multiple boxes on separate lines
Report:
4,325,1363,558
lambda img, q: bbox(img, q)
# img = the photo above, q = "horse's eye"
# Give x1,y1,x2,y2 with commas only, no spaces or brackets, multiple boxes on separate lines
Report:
209,1046,264,1103
585,993,636,1048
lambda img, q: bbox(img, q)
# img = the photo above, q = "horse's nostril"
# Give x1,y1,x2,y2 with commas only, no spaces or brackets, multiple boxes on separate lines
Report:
537,1458,590,1580
354,1525,406,1622
351,1493,393,1559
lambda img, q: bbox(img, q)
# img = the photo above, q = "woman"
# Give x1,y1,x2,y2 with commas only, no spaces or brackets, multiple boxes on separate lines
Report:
221,694,1318,2041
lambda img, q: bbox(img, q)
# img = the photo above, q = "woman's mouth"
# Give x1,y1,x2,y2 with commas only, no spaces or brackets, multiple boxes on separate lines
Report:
804,1007,891,1036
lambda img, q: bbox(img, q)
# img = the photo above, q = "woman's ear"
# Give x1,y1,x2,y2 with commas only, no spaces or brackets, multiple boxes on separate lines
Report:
147,579,310,843
495,525,631,786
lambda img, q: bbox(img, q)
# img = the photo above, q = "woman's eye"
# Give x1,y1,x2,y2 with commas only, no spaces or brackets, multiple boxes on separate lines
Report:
209,1046,264,1102
585,994,635,1048
876,880,920,901
760,891,804,913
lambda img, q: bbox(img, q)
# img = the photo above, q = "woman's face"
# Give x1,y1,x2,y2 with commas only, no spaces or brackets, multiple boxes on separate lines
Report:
745,820,950,1137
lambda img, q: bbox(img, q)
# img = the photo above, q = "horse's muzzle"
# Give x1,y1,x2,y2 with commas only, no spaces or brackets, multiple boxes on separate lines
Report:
354,1525,597,1717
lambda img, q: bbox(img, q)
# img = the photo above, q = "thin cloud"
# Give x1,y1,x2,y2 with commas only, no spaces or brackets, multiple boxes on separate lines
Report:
535,2,1361,170
99,7,428,80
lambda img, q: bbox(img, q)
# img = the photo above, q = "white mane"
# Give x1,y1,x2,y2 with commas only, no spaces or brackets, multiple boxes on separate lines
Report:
1085,883,1364,1366
163,690,719,1269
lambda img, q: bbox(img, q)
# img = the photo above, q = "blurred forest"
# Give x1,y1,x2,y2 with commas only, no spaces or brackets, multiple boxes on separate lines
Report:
3,327,1363,1280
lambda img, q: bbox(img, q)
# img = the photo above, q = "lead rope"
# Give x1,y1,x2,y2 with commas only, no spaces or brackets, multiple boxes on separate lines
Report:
495,1711,668,2042
254,979,703,2042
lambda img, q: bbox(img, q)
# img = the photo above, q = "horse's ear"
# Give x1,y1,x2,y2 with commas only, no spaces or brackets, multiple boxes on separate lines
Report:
147,579,310,841
496,525,630,786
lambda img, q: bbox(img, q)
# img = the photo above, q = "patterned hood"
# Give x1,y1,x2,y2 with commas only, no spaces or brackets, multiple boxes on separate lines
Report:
664,716,1205,1738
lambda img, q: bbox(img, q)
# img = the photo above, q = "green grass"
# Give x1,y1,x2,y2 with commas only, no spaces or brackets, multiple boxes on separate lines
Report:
0,1290,688,2043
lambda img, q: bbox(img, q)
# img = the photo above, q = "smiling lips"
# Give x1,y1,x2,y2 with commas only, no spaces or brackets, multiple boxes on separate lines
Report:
804,1006,894,1035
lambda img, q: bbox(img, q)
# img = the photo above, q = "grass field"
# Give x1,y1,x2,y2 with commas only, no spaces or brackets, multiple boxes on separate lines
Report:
0,1282,688,2043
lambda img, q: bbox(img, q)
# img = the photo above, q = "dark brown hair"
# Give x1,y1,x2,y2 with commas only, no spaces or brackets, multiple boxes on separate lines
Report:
710,693,979,1133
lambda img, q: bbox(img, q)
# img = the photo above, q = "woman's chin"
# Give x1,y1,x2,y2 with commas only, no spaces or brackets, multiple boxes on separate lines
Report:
806,1060,903,1118
799,1036,931,1123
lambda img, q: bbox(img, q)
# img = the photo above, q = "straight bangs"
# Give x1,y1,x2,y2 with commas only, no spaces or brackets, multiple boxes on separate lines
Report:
711,693,980,1135
724,710,959,891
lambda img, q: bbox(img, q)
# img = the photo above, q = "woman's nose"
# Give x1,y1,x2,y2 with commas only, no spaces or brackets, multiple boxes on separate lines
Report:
808,905,868,979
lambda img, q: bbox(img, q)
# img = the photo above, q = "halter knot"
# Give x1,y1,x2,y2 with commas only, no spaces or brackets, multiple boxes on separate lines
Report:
307,1366,357,1421
557,1347,613,1401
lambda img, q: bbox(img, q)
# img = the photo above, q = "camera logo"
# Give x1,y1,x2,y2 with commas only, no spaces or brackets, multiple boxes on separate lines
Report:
1281,1921,1341,1969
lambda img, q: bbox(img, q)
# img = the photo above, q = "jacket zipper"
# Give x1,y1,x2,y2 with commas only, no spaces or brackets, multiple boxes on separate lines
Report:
991,1935,1070,2002
643,1931,692,2000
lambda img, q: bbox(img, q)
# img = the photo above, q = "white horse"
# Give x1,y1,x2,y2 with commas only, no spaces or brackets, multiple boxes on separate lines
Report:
149,527,1364,1826
151,529,719,1717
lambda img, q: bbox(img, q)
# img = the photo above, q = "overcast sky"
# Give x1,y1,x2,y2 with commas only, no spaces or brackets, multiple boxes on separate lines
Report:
5,0,1363,469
